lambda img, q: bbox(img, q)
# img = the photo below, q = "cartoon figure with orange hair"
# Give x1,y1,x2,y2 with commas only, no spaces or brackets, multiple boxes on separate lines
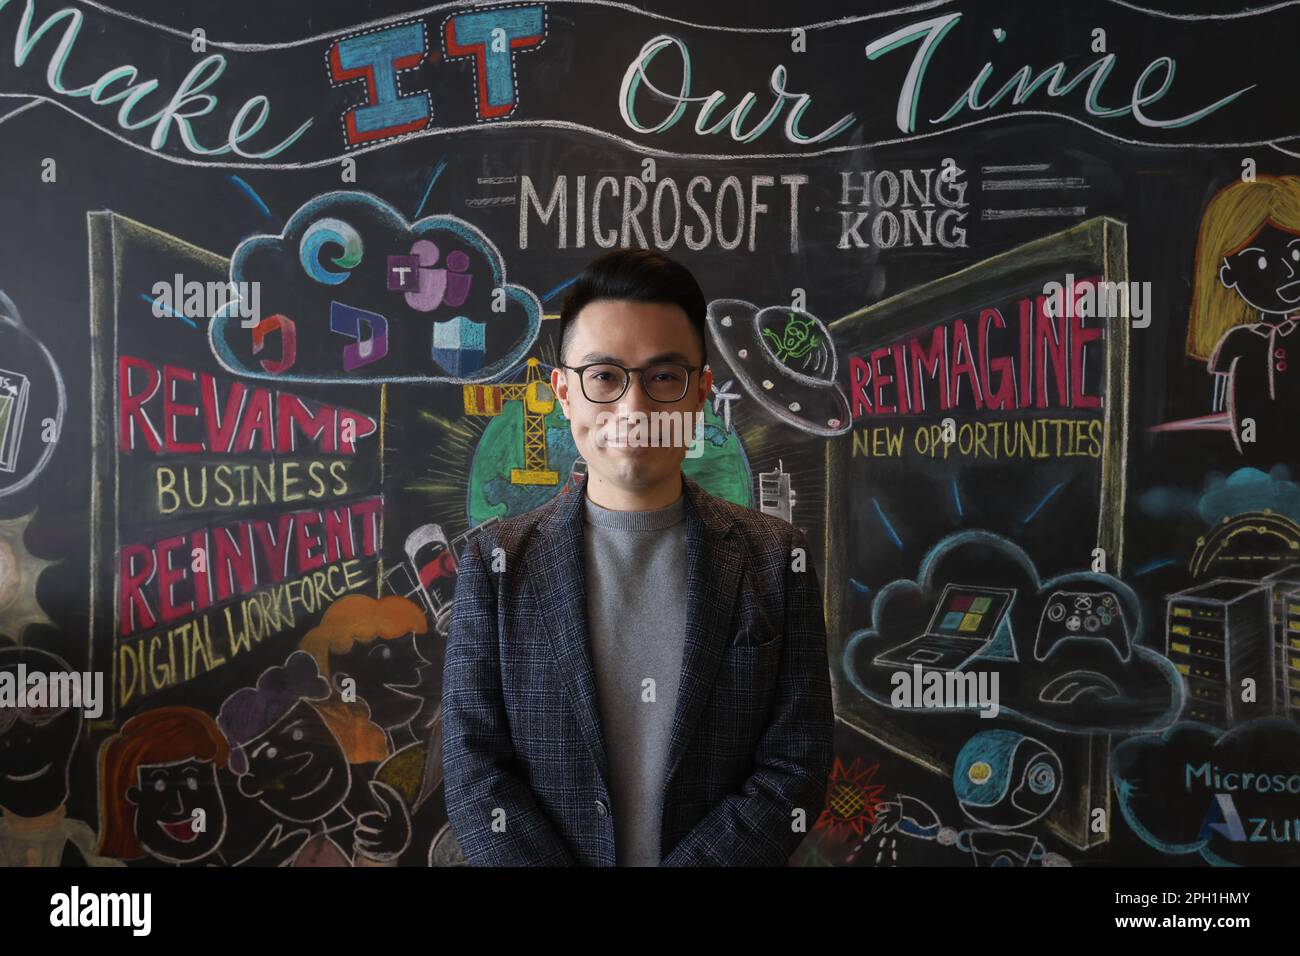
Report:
99,707,227,864
298,593,431,754
1185,174,1300,458
300,593,442,865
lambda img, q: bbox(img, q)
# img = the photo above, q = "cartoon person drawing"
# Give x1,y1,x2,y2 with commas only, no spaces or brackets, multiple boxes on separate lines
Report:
97,707,232,865
1187,174,1300,459
297,593,446,865
0,645,121,867
217,651,410,866
298,593,431,752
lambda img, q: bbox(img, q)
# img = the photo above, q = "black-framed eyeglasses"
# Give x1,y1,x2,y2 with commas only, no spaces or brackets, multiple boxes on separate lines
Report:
559,362,700,403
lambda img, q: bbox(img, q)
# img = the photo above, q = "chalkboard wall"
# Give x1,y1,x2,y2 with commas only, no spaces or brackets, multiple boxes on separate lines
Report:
1,0,1298,867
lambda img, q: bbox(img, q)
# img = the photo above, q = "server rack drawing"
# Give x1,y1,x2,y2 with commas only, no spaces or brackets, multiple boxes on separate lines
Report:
1165,579,1274,727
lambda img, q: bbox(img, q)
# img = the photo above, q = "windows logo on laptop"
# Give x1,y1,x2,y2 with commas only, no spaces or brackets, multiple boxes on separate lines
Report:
874,584,1017,673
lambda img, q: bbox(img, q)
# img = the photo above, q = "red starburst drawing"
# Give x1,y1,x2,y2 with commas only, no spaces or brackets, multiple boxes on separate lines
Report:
814,756,887,837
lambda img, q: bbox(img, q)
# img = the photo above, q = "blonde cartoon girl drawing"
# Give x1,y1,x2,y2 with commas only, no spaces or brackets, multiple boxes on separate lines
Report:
1186,175,1300,459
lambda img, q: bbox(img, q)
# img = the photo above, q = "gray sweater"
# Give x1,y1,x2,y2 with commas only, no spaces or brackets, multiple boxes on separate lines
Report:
581,487,688,866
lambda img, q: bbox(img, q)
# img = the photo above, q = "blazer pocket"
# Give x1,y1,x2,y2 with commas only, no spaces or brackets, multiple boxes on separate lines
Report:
720,632,784,675
716,638,784,732
730,618,781,649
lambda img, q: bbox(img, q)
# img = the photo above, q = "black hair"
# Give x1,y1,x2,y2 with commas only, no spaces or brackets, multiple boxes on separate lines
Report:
557,248,708,369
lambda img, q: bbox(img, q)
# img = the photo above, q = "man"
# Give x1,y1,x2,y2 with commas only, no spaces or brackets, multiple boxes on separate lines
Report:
441,248,835,866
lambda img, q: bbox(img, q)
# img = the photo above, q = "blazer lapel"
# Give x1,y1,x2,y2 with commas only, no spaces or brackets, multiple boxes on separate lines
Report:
527,479,611,786
525,472,741,794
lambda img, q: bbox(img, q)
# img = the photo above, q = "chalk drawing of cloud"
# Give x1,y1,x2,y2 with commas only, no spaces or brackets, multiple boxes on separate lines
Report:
842,530,1185,734
1112,718,1300,865
212,191,540,384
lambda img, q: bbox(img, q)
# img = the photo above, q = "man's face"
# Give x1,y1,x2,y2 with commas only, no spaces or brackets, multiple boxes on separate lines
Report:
553,299,712,493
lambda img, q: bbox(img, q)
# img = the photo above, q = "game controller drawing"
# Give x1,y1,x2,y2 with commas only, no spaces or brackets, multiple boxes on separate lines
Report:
1033,590,1131,662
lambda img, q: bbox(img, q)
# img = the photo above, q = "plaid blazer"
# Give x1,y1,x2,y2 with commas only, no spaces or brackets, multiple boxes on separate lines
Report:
441,471,835,866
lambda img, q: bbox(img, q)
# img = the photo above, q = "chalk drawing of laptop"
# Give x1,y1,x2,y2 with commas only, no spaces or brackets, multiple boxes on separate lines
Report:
873,584,1016,673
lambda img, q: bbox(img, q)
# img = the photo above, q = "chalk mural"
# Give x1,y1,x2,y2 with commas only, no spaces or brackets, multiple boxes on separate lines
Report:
0,0,1298,867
